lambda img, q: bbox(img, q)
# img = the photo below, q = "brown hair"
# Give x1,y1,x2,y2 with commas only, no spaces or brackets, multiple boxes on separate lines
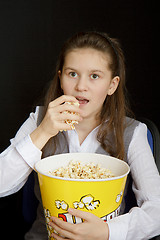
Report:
42,31,131,160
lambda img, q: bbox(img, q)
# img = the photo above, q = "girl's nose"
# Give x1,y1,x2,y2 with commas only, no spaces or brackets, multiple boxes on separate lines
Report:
75,76,88,91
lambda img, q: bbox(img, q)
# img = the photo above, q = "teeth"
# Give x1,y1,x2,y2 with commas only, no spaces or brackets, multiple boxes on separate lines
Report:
76,98,89,102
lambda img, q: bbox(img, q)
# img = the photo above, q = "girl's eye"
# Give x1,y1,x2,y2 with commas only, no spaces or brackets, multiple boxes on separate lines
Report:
69,72,77,78
90,74,99,80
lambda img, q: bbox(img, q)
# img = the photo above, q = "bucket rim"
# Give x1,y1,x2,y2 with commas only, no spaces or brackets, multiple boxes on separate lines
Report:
35,153,130,182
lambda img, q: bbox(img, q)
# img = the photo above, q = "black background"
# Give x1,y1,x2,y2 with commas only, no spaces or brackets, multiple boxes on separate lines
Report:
0,0,159,238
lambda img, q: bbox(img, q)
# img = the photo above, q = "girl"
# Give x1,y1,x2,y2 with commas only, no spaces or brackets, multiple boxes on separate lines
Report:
0,32,160,240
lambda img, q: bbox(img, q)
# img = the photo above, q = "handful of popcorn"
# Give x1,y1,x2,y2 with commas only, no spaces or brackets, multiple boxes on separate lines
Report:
61,101,80,131
49,160,115,179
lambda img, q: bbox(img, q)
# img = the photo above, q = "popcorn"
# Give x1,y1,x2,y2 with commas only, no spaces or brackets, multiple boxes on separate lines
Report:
60,101,80,131
49,160,115,179
65,101,80,106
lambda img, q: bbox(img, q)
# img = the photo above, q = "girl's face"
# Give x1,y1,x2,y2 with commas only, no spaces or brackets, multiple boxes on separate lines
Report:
60,48,119,121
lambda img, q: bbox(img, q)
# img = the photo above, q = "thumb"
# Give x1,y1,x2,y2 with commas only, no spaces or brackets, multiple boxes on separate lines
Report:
68,208,95,222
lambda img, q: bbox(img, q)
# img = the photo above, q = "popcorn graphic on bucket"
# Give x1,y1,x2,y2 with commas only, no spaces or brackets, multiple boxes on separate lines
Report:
35,153,130,239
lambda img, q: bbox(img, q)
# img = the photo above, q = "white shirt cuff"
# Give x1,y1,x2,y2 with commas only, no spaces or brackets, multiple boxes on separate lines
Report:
107,214,130,240
16,134,42,169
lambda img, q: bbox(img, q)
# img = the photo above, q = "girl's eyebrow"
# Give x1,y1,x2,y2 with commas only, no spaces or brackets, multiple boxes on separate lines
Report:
64,67,104,74
63,67,77,72
90,69,104,74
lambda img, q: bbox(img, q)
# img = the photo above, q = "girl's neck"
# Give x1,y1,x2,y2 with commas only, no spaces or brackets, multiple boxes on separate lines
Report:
75,117,100,145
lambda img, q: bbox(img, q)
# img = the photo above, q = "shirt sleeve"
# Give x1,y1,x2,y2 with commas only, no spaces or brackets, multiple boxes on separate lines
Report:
0,107,42,197
107,122,160,240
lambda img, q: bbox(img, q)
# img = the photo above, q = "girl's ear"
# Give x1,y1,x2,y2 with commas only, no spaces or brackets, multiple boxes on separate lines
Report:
58,70,61,79
108,76,120,95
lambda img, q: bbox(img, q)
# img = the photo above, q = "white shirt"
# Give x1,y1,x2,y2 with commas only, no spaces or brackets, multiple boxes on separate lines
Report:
66,126,100,153
0,106,160,239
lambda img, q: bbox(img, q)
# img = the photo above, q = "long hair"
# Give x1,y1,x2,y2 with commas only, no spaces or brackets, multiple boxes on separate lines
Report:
42,31,131,160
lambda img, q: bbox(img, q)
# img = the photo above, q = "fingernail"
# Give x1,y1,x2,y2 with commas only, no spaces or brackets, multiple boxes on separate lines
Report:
50,216,55,221
68,208,74,213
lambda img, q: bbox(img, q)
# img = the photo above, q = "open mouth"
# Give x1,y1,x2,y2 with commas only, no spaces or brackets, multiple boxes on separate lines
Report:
76,96,89,105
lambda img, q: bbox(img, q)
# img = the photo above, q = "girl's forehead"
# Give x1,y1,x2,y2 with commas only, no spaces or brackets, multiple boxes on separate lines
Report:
64,48,111,70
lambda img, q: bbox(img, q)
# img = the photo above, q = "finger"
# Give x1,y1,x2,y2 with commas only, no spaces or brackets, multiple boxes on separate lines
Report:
49,95,79,108
57,122,73,132
50,216,75,232
48,100,81,118
49,221,74,240
60,112,82,122
58,103,81,115
50,224,75,239
51,232,70,240
68,208,95,222
49,217,77,239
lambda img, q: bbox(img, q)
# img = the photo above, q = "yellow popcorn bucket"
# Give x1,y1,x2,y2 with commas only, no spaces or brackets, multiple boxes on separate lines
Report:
35,153,130,238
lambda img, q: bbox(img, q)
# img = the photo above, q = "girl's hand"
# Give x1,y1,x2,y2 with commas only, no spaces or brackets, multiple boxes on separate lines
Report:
40,95,81,137
49,208,109,240
30,95,82,150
